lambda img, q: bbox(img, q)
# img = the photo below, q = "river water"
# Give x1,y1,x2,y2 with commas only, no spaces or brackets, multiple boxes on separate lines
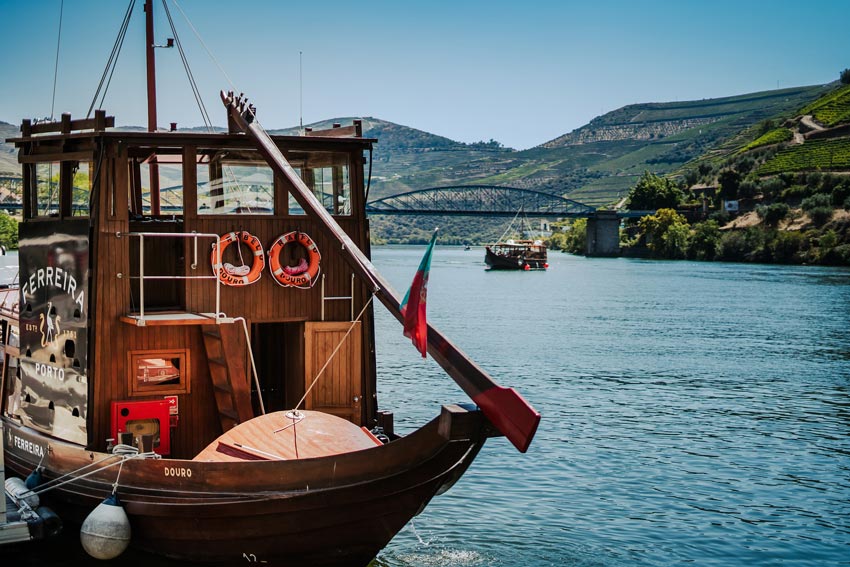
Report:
370,246,850,567
3,248,849,566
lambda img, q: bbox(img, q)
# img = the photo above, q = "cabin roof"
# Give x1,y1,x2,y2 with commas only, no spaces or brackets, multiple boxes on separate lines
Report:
6,130,377,148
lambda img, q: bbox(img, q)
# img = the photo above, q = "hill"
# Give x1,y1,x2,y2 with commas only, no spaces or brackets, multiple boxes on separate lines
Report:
0,121,19,176
0,84,834,220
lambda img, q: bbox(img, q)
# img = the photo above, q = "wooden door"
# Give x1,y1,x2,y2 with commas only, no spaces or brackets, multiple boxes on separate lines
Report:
303,322,362,424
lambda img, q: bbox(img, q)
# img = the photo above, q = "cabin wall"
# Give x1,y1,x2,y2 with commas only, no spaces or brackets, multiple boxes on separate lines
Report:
86,140,376,458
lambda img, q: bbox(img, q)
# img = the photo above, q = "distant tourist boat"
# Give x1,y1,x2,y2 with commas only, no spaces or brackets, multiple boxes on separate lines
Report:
0,2,539,565
485,240,549,270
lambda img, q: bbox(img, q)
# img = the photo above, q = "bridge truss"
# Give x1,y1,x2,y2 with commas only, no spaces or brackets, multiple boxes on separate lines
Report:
365,186,596,218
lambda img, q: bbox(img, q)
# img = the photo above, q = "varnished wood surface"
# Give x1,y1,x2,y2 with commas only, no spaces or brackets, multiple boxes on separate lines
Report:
193,410,380,462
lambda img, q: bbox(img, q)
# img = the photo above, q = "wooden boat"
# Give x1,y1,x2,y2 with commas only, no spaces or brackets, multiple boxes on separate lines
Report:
0,3,539,565
485,240,549,270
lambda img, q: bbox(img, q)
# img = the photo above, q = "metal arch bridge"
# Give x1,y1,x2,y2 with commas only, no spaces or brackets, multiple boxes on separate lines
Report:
365,185,597,218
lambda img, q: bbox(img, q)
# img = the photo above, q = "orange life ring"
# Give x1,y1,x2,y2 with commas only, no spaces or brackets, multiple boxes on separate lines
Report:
268,231,321,288
210,231,265,286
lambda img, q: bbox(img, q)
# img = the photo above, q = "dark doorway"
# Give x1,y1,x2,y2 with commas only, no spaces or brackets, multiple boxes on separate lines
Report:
251,322,304,414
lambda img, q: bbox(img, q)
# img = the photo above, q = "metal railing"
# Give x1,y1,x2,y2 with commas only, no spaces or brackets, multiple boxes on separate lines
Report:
117,231,222,325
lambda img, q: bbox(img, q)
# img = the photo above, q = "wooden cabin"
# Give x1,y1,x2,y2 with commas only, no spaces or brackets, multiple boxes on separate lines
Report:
4,111,380,459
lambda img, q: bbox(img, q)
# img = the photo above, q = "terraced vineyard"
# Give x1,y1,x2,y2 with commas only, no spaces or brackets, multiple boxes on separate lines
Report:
740,127,793,152
756,138,850,175
799,84,850,127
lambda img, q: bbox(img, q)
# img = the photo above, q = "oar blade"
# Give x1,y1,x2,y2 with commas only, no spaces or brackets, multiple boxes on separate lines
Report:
473,386,540,453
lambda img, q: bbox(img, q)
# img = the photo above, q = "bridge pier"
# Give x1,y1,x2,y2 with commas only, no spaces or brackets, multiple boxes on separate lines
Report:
585,210,620,257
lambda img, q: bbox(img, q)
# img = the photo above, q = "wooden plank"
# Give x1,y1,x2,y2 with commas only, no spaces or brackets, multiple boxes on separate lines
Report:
27,114,115,135
305,125,358,138
303,322,361,423
192,410,378,462
19,151,93,164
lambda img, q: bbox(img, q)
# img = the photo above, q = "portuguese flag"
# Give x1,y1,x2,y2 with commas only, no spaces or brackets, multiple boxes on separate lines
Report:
400,229,438,358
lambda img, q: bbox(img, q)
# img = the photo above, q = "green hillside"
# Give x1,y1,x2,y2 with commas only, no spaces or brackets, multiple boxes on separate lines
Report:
800,84,850,127
0,121,19,175
1,82,839,246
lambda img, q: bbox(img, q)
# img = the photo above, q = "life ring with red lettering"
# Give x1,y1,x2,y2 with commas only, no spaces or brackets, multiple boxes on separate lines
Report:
210,231,265,286
268,231,321,288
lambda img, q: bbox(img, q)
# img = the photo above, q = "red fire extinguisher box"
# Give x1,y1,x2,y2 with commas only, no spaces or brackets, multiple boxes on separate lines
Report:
111,400,171,455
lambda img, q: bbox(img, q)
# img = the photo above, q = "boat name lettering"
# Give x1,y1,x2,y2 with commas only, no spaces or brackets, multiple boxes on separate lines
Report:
22,266,85,314
164,466,193,478
33,362,65,381
7,431,46,458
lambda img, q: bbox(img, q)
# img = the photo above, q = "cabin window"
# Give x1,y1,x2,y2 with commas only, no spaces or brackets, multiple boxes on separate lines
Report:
137,159,184,216
33,162,61,216
71,161,93,216
197,150,274,215
128,349,190,397
286,151,351,216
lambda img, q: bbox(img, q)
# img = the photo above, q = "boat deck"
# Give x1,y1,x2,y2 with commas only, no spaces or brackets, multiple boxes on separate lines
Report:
193,410,383,462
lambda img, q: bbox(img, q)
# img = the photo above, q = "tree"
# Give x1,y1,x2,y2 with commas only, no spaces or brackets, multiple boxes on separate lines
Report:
688,220,721,260
802,193,833,226
626,171,684,210
841,68,850,85
562,218,587,255
639,208,690,259
0,212,18,250
717,169,742,201
756,203,790,227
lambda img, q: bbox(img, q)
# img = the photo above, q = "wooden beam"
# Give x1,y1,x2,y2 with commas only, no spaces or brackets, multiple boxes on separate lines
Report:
221,91,541,453
19,151,93,164
26,115,115,136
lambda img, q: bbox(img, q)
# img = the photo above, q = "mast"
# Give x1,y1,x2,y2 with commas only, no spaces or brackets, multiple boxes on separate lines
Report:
144,0,161,215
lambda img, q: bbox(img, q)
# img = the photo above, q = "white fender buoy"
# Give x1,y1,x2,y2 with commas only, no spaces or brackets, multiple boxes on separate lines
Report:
5,476,40,508
80,494,131,559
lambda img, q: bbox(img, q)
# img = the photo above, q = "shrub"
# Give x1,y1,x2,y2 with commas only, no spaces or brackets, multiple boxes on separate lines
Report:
808,207,834,227
756,203,790,226
688,220,721,260
802,193,834,226
827,244,850,265
562,218,587,254
0,212,18,250
759,177,786,200
832,180,850,207
769,231,805,263
639,208,690,259
802,193,832,211
842,68,850,85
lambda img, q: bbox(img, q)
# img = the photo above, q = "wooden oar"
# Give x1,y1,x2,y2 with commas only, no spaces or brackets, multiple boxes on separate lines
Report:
221,92,541,452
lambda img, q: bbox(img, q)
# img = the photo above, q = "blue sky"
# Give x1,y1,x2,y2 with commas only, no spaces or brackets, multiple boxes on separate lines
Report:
1,0,848,149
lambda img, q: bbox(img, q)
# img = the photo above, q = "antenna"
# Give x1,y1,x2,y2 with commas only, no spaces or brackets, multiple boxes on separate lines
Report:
299,50,303,134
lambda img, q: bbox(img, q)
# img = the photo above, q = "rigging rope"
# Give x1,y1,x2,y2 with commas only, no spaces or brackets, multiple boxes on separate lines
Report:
496,207,523,243
295,295,375,412
49,0,64,121
87,0,136,118
161,0,213,130
172,0,239,95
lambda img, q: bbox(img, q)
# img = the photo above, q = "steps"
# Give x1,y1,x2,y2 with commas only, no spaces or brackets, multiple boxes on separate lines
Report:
202,325,254,432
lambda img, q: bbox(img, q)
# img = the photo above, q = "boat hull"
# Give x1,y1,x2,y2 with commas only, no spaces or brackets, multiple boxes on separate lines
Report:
485,246,548,270
2,407,490,566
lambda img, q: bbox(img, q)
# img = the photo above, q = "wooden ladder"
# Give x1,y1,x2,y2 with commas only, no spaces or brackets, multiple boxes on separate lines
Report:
202,324,254,432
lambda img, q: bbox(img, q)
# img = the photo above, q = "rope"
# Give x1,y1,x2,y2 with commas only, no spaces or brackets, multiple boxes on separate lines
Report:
171,0,239,94
87,0,136,118
497,207,523,243
25,447,157,499
233,316,266,415
294,294,374,411
49,0,64,121
161,0,213,130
